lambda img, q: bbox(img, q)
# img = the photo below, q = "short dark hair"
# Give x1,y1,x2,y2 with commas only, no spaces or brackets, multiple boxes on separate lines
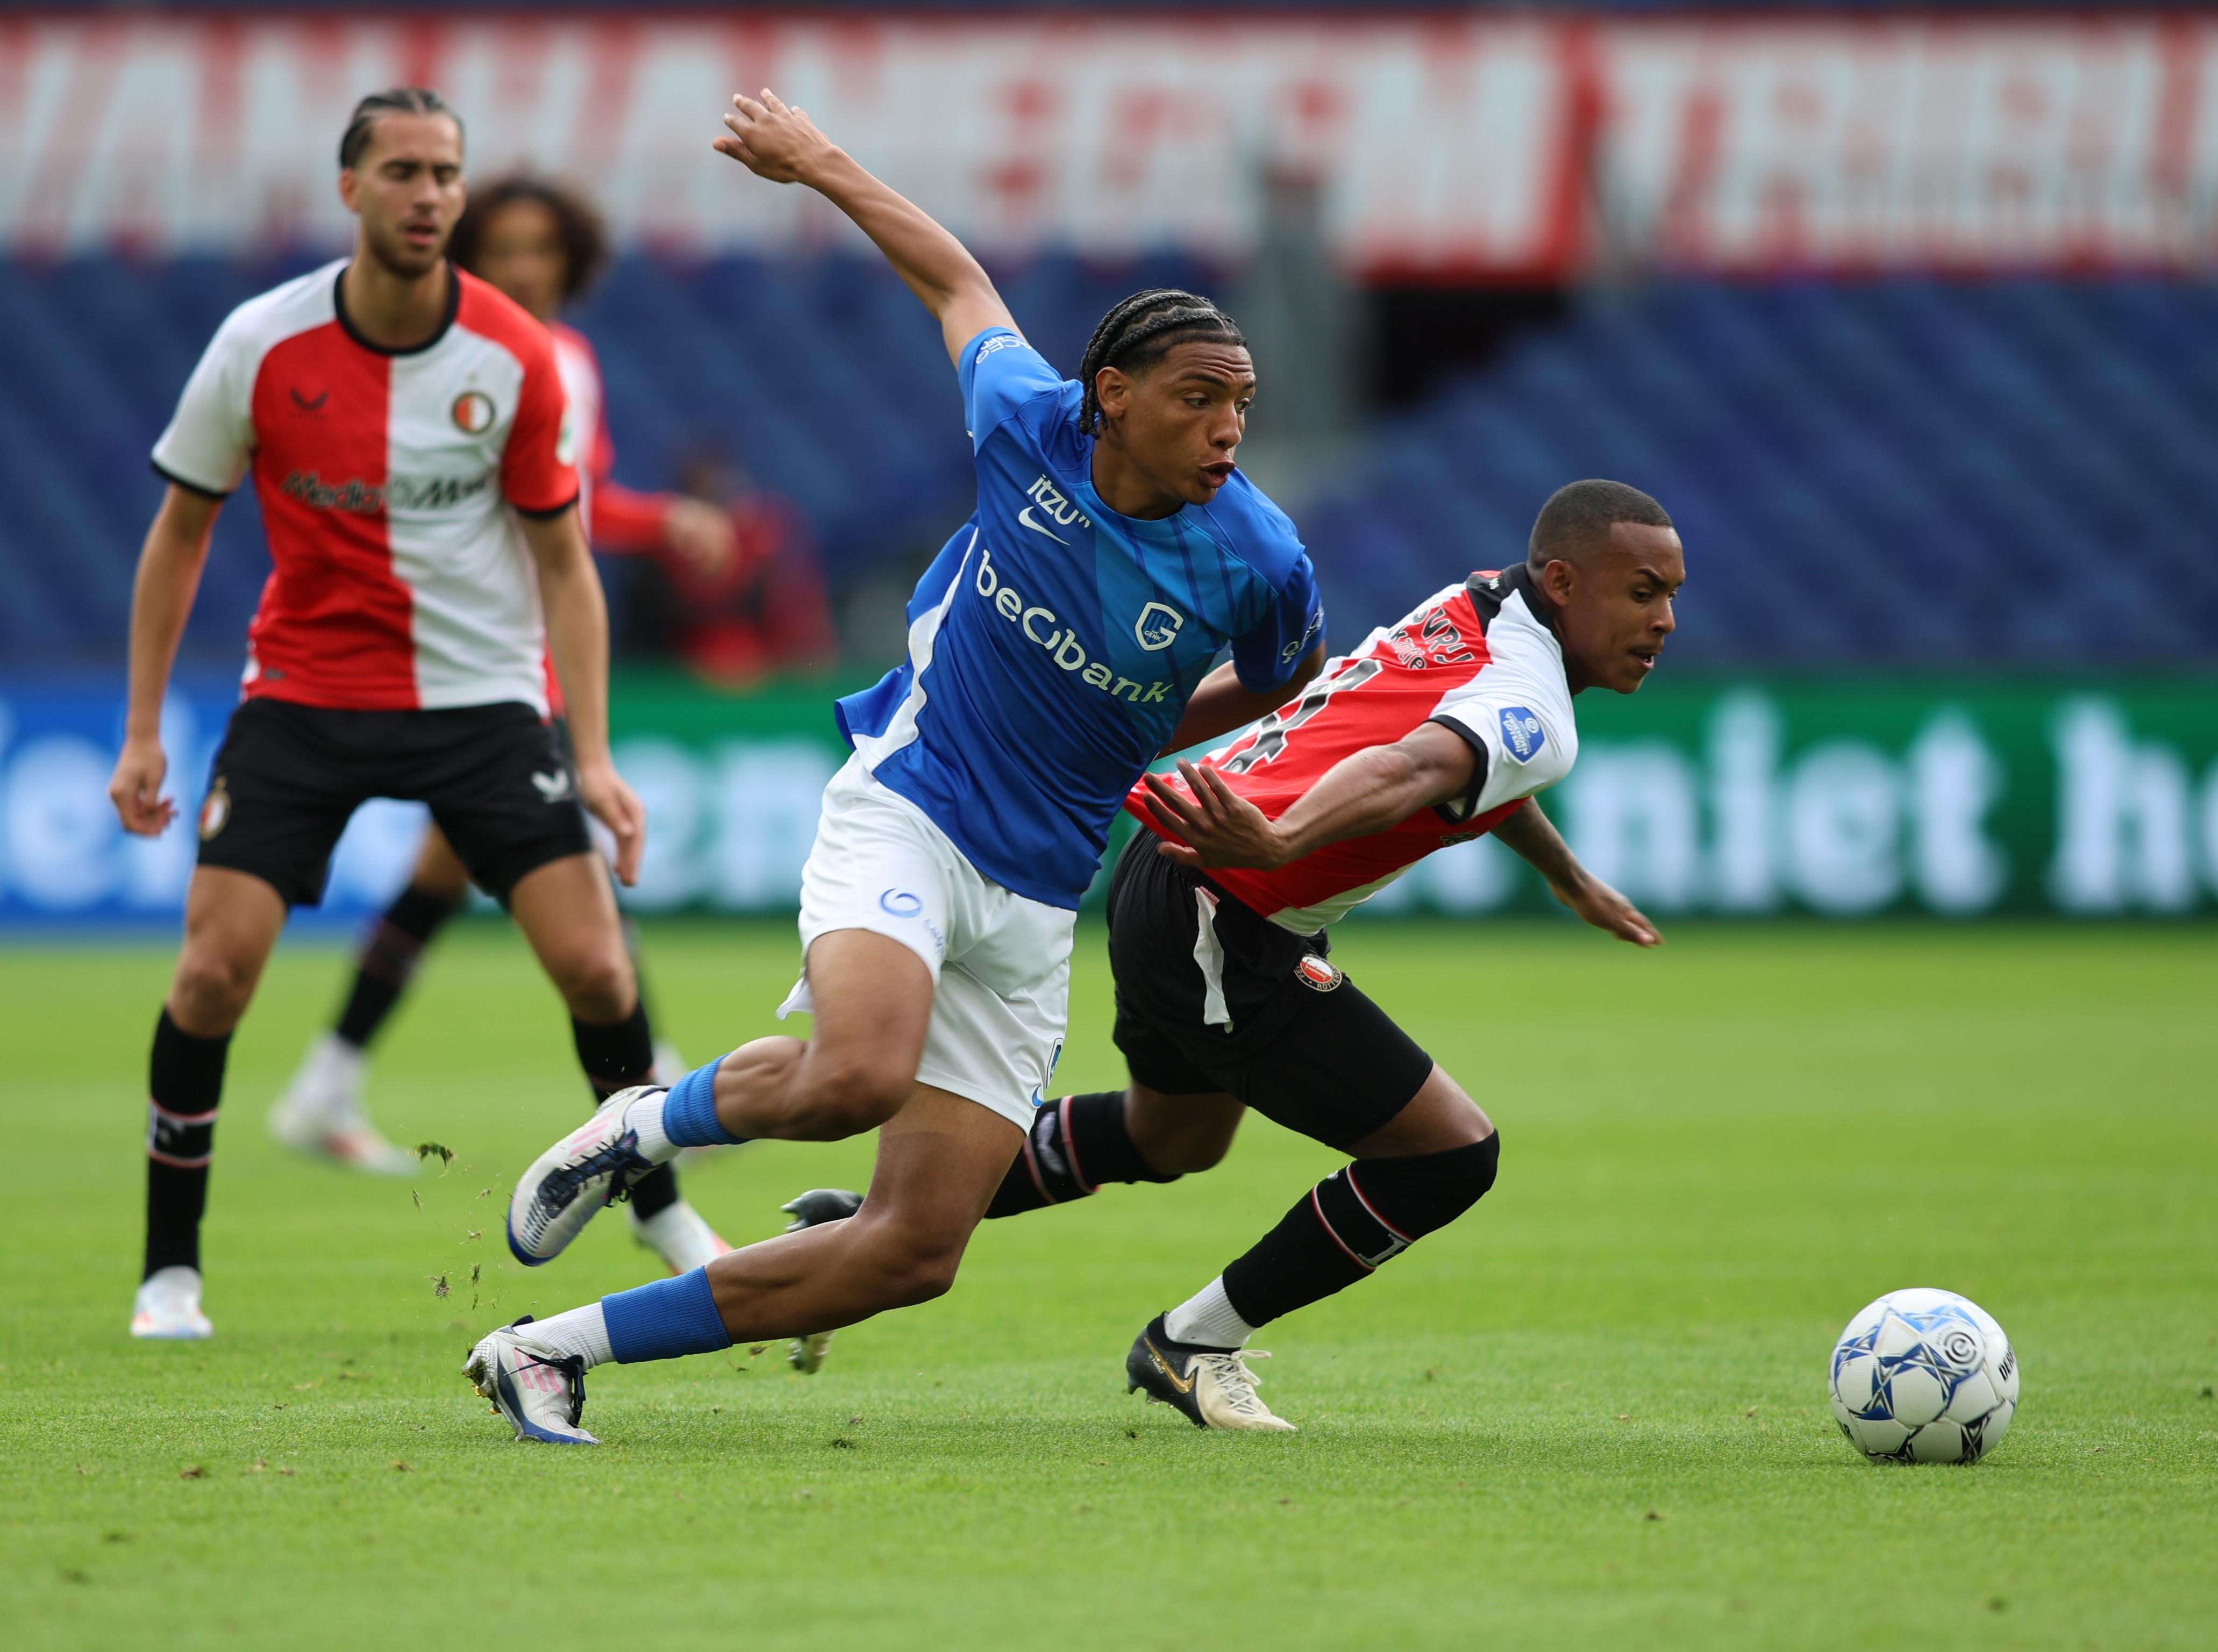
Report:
339,87,462,171
1077,289,1247,435
1528,479,1673,570
448,174,611,305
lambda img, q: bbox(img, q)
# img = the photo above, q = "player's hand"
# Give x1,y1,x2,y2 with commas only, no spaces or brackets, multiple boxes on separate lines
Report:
714,90,835,184
108,734,175,837
664,497,738,580
1143,760,1292,871
577,759,647,887
1550,873,1662,946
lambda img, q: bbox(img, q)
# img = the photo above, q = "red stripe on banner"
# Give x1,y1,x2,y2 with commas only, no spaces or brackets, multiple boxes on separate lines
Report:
399,15,443,94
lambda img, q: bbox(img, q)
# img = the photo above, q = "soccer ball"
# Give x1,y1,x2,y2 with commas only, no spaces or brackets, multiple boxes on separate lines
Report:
1828,1288,2018,1464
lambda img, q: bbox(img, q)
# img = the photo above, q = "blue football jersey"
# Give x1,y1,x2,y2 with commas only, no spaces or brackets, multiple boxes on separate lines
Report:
836,327,1323,908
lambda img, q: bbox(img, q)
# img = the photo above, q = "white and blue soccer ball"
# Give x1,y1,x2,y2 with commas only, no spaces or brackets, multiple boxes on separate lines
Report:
1828,1288,2019,1464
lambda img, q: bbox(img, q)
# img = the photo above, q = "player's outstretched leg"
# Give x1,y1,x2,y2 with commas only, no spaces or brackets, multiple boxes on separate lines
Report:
269,832,467,1175
1130,1067,1501,1433
507,853,729,1276
475,1084,1015,1443
509,928,929,1265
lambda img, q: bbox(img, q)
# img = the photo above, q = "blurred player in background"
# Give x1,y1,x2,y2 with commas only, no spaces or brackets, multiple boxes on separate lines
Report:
970,481,1680,1428
267,174,735,1197
462,89,1328,1443
108,90,715,1341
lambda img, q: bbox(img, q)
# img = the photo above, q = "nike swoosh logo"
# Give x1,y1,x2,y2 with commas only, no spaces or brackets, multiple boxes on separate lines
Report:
531,769,574,800
1144,1337,1195,1394
1016,505,1068,545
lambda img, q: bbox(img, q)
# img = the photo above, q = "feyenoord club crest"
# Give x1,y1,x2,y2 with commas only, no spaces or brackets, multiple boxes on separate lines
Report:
451,390,496,434
1294,954,1343,992
198,778,231,840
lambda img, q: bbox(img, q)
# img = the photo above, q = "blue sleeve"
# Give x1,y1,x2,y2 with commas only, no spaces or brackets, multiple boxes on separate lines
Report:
1228,552,1325,693
958,327,1066,454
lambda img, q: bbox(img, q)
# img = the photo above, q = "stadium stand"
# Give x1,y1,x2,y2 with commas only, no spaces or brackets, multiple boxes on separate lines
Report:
3,254,2213,668
1301,280,2218,664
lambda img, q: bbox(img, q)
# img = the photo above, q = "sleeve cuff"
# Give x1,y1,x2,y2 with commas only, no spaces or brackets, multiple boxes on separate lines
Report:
1425,714,1492,823
150,460,230,501
512,491,581,522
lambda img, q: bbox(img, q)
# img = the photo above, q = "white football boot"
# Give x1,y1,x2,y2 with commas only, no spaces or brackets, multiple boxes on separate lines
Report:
130,1266,213,1341
1126,1313,1296,1432
780,1189,863,1374
465,1322,598,1444
267,1034,416,1177
627,1199,732,1275
505,1086,662,1265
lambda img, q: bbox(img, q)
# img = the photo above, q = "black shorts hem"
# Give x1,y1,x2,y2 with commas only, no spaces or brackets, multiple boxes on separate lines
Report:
193,699,593,909
1106,831,1435,1152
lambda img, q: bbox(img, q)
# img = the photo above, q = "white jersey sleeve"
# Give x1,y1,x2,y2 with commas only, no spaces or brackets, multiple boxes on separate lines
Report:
151,309,260,497
1429,589,1580,820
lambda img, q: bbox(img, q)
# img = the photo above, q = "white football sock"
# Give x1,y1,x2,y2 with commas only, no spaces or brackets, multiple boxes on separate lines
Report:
517,1303,613,1369
1165,1277,1257,1349
625,1090,680,1164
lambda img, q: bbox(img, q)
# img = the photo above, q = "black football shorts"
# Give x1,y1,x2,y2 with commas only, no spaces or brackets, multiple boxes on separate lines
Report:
195,698,594,907
1105,829,1435,1152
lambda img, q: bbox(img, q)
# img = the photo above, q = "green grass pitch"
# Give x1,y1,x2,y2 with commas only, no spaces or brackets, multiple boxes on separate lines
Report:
2,919,2213,1649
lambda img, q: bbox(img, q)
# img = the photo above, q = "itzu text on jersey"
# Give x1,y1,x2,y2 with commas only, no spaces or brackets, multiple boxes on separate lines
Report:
838,327,1323,909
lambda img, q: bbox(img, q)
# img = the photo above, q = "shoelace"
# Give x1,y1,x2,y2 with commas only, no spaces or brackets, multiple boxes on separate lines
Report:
529,1127,650,1222
1194,1349,1275,1417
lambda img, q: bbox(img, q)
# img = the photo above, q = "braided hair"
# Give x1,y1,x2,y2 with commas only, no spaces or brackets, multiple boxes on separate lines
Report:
1076,289,1247,437
339,87,462,171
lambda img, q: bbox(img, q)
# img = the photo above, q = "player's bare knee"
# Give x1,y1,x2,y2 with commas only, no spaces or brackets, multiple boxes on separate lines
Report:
168,947,256,1034
865,1227,966,1307
551,949,634,1025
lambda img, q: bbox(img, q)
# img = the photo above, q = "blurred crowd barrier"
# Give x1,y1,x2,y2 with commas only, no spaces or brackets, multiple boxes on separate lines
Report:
5,674,2214,926
7,11,2218,276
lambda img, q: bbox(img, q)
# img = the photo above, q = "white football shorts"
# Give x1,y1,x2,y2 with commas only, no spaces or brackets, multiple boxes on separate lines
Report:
778,756,1073,1132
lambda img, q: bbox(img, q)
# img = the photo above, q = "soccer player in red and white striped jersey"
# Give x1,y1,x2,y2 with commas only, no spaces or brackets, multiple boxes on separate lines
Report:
965,480,1680,1428
106,89,690,1341
262,174,737,1280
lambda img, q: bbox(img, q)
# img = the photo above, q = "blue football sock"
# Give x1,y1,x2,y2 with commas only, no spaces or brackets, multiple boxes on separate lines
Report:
601,1269,732,1364
663,1057,744,1146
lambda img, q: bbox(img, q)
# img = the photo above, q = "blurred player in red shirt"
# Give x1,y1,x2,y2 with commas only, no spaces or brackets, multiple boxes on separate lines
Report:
109,91,724,1341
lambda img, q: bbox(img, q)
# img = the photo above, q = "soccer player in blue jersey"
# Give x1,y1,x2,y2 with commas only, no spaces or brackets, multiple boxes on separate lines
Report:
465,90,1326,1441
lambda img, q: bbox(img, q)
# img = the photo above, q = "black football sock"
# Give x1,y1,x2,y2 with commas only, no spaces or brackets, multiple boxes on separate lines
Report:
333,883,463,1049
143,1009,232,1279
985,1090,1179,1218
1221,1134,1502,1328
572,999,680,1220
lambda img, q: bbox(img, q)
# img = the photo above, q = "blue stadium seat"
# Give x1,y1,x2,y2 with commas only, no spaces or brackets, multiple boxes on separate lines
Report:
3,253,2214,667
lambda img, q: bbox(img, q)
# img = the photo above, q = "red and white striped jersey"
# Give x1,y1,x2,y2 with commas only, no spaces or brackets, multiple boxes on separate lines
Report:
152,261,579,713
1127,564,1580,932
549,320,672,554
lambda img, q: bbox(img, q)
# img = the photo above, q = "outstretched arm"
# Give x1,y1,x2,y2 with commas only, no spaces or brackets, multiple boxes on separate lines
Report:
715,91,1014,365
1492,798,1661,946
1141,720,1477,872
